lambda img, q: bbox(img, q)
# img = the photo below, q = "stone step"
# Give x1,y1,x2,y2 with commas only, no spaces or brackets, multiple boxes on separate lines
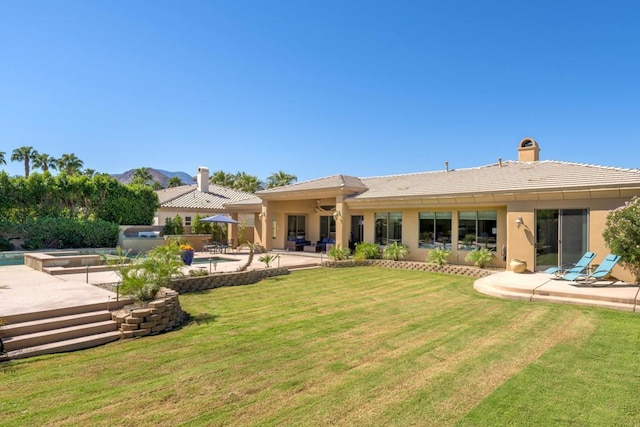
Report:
2,299,132,325
1,310,113,337
3,331,122,360
2,320,118,352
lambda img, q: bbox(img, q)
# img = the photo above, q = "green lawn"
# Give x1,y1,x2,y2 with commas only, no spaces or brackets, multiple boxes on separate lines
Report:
2,267,640,426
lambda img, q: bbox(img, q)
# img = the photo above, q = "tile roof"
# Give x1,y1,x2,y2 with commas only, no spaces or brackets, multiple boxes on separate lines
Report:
157,184,255,210
352,160,640,201
256,174,368,196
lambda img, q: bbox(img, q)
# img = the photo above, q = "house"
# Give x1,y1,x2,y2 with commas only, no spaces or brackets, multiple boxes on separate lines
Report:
227,138,640,282
154,167,256,246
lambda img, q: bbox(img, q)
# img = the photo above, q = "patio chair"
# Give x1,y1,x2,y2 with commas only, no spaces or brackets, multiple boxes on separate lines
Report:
544,251,596,278
559,254,621,286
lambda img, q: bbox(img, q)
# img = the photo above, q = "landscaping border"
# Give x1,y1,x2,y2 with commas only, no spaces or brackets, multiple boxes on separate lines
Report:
168,267,290,294
322,259,496,278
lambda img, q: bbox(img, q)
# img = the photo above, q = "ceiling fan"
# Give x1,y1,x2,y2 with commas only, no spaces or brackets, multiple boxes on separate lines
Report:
313,200,336,213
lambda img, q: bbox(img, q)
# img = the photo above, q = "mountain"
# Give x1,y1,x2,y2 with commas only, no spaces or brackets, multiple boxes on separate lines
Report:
111,168,195,188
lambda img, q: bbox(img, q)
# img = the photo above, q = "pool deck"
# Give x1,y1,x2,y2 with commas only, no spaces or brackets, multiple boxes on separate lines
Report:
1,251,639,320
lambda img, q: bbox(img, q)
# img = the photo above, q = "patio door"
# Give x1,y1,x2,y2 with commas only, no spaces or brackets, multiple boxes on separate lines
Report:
535,209,588,271
350,215,364,250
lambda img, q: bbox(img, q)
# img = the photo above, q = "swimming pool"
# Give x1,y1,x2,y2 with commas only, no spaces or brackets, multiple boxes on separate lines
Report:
0,249,120,267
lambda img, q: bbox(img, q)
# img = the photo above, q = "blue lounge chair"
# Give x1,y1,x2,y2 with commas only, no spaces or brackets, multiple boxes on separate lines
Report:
560,254,621,286
545,252,596,277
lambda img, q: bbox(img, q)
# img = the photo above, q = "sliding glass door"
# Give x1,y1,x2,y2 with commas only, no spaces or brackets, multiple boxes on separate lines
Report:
535,209,588,271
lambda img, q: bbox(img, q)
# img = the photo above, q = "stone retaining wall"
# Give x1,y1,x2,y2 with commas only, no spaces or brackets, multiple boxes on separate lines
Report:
167,267,290,294
112,288,185,338
322,259,495,278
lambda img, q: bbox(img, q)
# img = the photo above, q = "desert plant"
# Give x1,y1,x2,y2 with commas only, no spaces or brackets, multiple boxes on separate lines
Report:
427,248,451,266
188,268,209,277
236,243,256,272
353,242,381,261
117,245,185,302
465,247,495,268
258,253,280,268
603,197,640,283
382,241,409,261
328,245,351,261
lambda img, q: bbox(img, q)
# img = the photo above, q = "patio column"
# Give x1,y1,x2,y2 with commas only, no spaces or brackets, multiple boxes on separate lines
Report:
335,196,348,250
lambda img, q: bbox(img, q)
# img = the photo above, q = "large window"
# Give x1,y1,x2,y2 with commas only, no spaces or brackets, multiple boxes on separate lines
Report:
319,216,336,240
457,211,497,250
375,212,402,245
419,212,452,248
287,215,306,239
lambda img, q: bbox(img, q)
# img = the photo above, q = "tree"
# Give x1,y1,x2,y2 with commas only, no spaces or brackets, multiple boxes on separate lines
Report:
166,176,183,188
131,167,153,186
11,146,35,177
32,152,58,173
0,151,5,165
151,181,163,190
234,172,263,193
57,153,84,175
209,170,236,188
266,170,297,188
603,196,640,283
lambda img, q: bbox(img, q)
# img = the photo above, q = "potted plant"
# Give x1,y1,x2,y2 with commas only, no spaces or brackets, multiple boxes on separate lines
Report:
179,244,195,265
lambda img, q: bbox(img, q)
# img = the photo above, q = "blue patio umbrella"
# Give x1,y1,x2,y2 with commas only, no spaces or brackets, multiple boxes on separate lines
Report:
201,214,239,242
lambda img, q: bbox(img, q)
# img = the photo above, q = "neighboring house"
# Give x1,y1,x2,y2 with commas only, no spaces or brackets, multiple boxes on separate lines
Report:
155,167,256,242
226,138,640,282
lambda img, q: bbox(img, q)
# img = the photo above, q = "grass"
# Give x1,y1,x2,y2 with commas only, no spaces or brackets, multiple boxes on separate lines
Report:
1,267,640,426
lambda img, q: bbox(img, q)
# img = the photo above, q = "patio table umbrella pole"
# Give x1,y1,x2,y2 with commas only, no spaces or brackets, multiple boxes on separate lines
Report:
201,214,240,245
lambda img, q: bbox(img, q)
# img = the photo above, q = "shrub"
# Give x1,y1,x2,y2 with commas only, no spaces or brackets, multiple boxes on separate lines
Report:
117,245,185,303
465,247,495,268
0,238,13,251
163,215,184,236
19,217,118,250
328,245,351,261
189,269,209,277
353,242,381,261
603,197,640,283
258,253,280,268
382,241,409,261
427,248,451,266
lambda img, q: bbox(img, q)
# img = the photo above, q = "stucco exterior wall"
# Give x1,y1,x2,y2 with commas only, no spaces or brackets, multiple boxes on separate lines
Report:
506,197,633,281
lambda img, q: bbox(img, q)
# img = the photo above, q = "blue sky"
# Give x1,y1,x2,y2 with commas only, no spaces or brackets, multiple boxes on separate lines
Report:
1,1,639,183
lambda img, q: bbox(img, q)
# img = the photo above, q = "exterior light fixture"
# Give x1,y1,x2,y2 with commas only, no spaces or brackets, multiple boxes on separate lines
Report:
333,210,341,219
515,216,523,227
258,211,265,220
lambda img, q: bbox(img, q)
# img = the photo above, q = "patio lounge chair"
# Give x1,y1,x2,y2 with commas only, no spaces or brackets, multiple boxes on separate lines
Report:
544,251,596,277
560,254,621,286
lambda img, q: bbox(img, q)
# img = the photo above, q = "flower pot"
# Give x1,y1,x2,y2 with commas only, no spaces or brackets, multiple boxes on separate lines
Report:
510,258,527,273
181,249,195,266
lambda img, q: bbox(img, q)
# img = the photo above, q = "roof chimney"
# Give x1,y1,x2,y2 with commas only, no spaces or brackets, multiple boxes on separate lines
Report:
197,166,209,192
445,161,449,172
518,137,540,162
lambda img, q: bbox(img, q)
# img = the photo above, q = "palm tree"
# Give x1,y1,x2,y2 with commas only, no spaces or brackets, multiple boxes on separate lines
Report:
233,172,264,193
151,181,163,190
57,153,84,175
131,167,153,185
32,152,58,173
83,169,97,177
166,176,183,188
0,151,5,165
209,170,236,188
266,170,297,188
11,146,35,177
